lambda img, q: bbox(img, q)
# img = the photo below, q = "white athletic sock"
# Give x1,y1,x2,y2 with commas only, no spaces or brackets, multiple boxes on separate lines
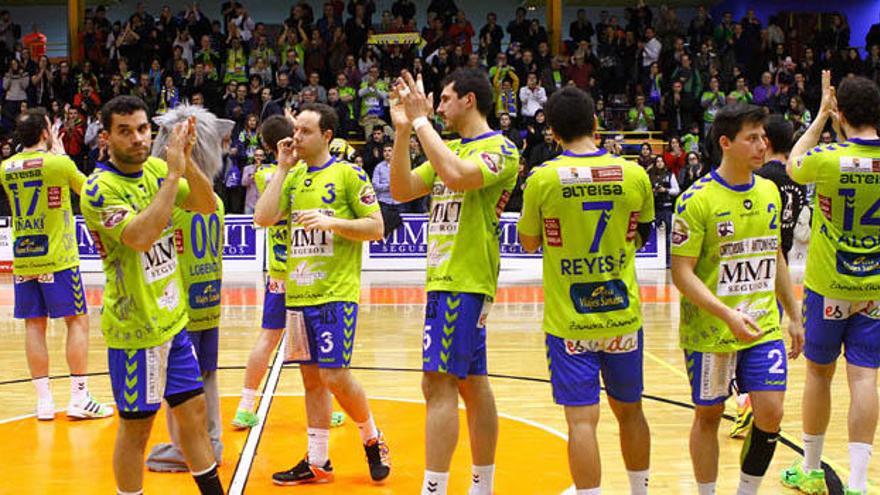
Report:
238,388,257,412
117,490,143,495
802,433,825,471
736,472,763,494
70,375,88,403
33,377,51,401
422,470,449,495
627,469,649,494
468,464,495,495
697,481,716,495
356,413,379,444
576,489,601,495
306,428,329,466
848,442,872,492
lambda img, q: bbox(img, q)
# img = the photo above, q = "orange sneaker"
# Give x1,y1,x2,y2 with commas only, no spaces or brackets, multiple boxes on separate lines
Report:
272,455,334,485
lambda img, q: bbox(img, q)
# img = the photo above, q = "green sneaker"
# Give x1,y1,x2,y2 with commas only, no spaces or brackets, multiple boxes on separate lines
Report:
781,460,828,494
231,409,260,429
331,411,345,428
845,489,865,495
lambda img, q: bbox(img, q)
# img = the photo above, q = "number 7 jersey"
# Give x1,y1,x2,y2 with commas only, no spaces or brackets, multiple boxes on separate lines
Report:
518,149,654,339
791,138,880,300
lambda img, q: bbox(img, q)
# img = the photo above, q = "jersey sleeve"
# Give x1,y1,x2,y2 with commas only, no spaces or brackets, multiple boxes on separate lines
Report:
789,146,825,185
413,159,436,188
636,167,655,223
465,143,518,188
517,170,542,237
61,156,87,193
670,191,706,258
81,175,137,243
345,164,381,218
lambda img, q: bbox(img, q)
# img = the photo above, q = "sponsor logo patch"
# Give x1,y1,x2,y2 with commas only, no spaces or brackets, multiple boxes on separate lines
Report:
480,152,501,174
101,208,129,229
543,218,562,247
569,279,630,314
671,216,689,246
716,220,735,238
564,330,640,355
47,186,62,208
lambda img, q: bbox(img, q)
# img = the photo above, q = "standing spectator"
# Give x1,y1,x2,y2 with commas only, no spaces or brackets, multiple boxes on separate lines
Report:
479,13,504,65
728,76,753,103
258,87,282,121
58,106,86,166
688,5,713,48
173,29,196,65
317,2,342,43
641,27,662,73
241,148,268,214
662,136,688,176
28,56,52,109
524,109,546,149
3,60,29,124
358,65,388,133
372,144,403,237
304,72,328,103
627,94,655,131
498,113,523,150
678,151,707,191
447,11,475,55
867,13,880,50
493,77,519,120
362,125,388,177
648,154,679,266
753,71,779,108
507,7,529,45
234,113,262,166
700,76,725,137
540,56,567,96
637,142,654,169
662,80,697,136
569,9,594,45
223,37,248,84
565,51,594,91
527,127,561,168
21,24,46,59
519,73,547,123
672,54,703,100
392,0,416,23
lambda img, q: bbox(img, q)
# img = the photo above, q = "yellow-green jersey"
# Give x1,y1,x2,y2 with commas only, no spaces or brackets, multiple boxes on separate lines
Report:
414,131,519,297
81,158,192,349
0,150,86,275
254,162,300,280
790,138,880,300
278,157,380,306
671,170,783,352
173,195,224,331
518,150,654,339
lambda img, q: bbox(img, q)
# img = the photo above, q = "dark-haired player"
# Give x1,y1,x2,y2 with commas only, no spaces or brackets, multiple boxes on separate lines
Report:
518,86,654,495
389,68,519,495
781,72,880,495
671,103,803,495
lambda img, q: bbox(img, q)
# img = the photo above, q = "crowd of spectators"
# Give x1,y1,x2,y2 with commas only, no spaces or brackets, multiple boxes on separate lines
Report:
1,2,878,230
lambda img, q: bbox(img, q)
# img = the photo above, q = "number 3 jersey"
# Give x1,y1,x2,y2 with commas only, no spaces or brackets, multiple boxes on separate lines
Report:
791,138,880,300
671,170,783,353
278,157,379,307
0,150,86,276
518,150,654,340
81,158,192,349
173,195,224,331
414,131,519,297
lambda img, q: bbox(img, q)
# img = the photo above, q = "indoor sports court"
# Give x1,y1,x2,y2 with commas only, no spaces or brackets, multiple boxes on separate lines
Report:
0,220,871,494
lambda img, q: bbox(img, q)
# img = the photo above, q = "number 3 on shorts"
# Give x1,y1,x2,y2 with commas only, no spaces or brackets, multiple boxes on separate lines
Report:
768,348,784,374
320,331,334,353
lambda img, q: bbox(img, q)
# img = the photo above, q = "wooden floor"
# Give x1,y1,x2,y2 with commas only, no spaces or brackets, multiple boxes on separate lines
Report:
0,270,875,494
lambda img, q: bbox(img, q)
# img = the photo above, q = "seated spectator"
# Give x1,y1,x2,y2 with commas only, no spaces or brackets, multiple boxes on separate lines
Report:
784,95,811,135
498,113,523,150
728,75,753,103
525,109,547,149
527,127,561,168
494,77,519,119
678,151,708,191
540,56,567,96
662,136,687,176
662,80,697,136
637,142,654,169
363,125,389,177
258,87,283,121
304,71,328,103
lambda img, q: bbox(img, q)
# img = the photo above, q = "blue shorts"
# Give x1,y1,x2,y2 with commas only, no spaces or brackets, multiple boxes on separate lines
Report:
14,266,87,319
107,329,204,414
287,302,358,368
546,330,644,406
685,339,787,406
422,291,490,379
803,288,880,368
263,277,287,330
188,328,219,373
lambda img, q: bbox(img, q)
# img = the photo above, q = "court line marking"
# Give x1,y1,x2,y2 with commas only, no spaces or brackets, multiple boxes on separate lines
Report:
227,341,286,495
643,349,865,492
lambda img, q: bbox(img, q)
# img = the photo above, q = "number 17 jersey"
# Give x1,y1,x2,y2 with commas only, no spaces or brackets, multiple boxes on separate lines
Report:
518,149,654,339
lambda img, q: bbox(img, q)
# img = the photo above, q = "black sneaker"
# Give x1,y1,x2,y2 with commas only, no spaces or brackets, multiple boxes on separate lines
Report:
364,431,391,482
272,456,334,485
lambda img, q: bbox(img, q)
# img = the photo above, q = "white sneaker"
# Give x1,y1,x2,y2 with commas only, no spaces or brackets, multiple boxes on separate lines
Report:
37,399,55,421
66,395,113,419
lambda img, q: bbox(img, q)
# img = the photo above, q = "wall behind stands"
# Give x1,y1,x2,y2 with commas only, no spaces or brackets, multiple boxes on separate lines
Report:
713,0,880,52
